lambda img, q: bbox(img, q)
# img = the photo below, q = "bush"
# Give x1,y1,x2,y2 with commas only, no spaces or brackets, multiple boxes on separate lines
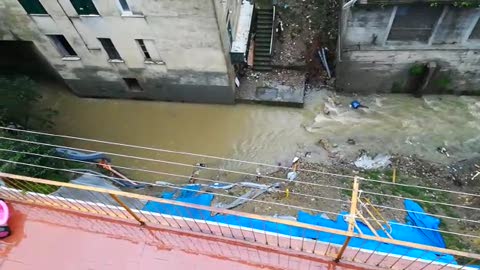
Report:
0,76,80,183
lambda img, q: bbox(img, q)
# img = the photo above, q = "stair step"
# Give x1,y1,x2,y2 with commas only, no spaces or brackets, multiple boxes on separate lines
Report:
255,46,270,49
256,31,271,35
254,63,272,67
257,15,272,18
257,25,272,29
255,46,271,51
257,28,272,32
256,62,272,66
257,31,272,36
255,48,271,53
254,56,271,62
256,38,271,43
258,16,272,20
254,66,273,71
257,9,274,14
258,19,273,24
255,52,271,57
256,34,271,39
254,60,272,64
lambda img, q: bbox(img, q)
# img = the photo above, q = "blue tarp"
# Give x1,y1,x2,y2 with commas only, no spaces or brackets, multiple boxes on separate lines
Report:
55,148,111,162
143,185,455,264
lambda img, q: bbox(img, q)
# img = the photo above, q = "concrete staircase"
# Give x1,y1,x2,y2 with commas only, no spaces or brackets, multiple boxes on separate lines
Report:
254,8,274,71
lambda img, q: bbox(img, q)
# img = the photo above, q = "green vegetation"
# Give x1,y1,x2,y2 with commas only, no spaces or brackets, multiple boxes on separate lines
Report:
0,76,53,128
0,76,86,192
409,64,427,76
434,76,452,91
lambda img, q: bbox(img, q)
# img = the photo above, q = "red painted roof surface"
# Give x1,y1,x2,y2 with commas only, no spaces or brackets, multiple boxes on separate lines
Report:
0,202,365,270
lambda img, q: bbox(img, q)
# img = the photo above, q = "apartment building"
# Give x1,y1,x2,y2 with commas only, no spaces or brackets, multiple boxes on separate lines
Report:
0,0,254,104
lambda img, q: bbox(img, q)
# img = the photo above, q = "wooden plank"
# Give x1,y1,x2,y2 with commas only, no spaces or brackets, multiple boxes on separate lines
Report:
335,177,360,262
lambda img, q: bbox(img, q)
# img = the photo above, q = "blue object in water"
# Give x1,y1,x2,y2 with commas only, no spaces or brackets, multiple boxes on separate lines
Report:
351,100,362,109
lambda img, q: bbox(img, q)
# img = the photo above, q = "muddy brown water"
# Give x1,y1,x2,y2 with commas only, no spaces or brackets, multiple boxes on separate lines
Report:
39,82,480,184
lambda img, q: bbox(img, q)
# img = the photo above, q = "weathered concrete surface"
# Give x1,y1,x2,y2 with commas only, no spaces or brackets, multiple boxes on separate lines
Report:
337,5,480,94
236,70,305,107
0,0,246,104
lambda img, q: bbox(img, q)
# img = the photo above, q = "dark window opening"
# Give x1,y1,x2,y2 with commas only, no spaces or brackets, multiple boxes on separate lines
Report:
123,78,143,92
18,0,48,14
47,35,78,57
469,19,480,40
98,38,122,60
136,39,152,61
118,0,130,12
227,20,233,45
388,5,443,43
70,0,99,15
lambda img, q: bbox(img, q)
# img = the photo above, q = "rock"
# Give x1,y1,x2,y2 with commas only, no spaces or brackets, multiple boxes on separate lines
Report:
347,138,356,145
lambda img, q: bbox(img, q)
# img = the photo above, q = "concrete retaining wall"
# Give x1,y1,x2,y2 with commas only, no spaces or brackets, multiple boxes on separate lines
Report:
337,5,480,94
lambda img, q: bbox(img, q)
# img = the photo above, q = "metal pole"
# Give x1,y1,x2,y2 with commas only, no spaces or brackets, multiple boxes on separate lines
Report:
109,194,145,226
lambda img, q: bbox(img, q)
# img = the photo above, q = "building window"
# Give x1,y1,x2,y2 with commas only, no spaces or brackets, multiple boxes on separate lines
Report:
18,0,48,15
387,5,443,43
135,39,163,63
469,19,480,40
47,35,78,57
136,39,152,61
98,38,122,60
123,78,143,92
118,0,132,15
227,20,233,46
70,0,99,15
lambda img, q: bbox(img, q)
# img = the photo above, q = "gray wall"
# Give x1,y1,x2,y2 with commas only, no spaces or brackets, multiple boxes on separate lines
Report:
0,0,244,104
337,5,480,94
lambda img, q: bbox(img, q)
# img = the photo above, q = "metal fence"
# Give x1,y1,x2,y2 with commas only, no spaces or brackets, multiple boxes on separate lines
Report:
0,172,478,270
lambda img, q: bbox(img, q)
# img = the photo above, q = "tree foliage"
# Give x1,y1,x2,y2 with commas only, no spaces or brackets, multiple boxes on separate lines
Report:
0,76,72,181
0,76,55,128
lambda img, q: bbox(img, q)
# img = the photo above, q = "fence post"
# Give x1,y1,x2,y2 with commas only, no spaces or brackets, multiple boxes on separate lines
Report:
334,176,360,262
109,194,145,226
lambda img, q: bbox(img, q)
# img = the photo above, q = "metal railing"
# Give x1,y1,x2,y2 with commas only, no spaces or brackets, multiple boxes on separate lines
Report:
269,5,276,56
0,172,478,270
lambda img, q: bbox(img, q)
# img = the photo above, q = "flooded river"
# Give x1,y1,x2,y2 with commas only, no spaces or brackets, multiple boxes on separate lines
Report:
40,83,480,183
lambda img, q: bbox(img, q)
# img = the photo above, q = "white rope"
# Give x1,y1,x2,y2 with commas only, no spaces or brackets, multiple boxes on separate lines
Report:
0,127,358,178
0,135,354,191
2,126,478,199
358,177,479,199
367,202,480,225
362,190,480,212
0,147,350,205
1,134,479,212
2,158,479,241
0,158,347,217
386,221,480,240
4,147,478,228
